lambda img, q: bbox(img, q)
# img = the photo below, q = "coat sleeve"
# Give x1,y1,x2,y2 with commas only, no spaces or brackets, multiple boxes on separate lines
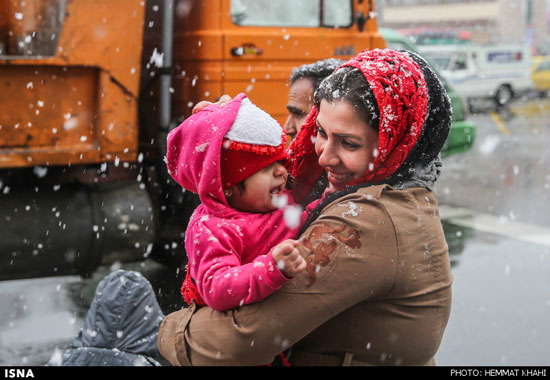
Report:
188,219,290,312
160,194,399,366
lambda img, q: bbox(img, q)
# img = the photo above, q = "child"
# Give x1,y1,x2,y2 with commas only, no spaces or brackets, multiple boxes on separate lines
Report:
166,93,313,313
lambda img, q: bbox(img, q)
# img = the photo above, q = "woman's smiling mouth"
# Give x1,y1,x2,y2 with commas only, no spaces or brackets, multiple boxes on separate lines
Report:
327,171,354,185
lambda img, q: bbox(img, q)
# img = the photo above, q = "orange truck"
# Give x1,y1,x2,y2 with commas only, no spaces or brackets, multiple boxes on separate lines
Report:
0,0,385,280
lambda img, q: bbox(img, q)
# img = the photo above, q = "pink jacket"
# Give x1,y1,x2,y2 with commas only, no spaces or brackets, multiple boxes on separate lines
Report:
166,94,311,311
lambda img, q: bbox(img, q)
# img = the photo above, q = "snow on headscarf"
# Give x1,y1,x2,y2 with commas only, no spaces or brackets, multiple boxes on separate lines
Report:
288,48,450,202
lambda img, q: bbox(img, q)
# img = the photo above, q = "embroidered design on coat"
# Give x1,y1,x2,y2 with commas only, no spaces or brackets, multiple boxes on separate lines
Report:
301,222,361,286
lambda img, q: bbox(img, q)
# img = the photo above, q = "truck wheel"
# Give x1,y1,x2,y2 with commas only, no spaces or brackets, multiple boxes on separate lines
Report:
495,85,513,107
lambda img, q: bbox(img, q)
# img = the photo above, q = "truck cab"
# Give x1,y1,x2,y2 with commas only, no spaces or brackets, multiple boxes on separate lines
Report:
168,0,384,125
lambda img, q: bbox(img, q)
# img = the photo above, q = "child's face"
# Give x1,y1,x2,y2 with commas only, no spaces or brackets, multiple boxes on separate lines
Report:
226,161,288,213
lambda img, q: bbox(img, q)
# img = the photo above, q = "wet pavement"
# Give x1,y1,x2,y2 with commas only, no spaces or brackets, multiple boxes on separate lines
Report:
0,97,549,366
436,230,550,366
0,260,183,366
434,97,550,365
436,99,550,229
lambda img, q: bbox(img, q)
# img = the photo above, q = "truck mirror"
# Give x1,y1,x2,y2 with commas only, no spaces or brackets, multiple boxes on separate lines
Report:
356,11,367,32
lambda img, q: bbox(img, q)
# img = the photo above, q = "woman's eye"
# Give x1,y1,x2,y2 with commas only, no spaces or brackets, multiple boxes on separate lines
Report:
342,140,360,149
316,127,327,137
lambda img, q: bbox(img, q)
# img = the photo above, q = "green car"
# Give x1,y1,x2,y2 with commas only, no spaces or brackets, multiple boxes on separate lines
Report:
380,28,476,157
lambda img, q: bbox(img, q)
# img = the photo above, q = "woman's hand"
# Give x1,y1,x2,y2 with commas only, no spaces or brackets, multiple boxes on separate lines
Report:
192,94,233,114
272,239,307,278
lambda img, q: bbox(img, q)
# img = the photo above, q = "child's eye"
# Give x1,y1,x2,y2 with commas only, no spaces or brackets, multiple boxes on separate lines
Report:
261,164,274,172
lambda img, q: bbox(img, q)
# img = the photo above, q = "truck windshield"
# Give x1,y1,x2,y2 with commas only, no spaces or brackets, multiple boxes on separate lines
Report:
1,0,67,56
230,0,353,28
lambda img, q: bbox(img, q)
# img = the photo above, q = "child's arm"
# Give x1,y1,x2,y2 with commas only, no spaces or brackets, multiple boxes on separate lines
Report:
194,246,290,311
187,220,297,311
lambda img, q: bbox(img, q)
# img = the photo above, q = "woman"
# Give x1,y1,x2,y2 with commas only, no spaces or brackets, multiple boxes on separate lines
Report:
157,48,453,366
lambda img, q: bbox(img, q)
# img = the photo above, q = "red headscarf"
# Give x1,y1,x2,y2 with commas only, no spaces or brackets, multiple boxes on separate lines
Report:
288,49,429,202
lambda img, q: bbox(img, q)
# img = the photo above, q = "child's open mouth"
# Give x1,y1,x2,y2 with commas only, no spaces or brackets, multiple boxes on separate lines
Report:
270,183,285,195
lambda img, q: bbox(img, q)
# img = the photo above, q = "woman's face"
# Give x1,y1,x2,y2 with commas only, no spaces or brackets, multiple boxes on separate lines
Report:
315,99,379,191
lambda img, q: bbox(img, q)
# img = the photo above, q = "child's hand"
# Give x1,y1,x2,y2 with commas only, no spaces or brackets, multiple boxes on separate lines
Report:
272,239,306,278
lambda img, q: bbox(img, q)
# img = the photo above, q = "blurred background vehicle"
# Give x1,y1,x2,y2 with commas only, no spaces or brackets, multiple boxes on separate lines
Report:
396,27,473,46
531,55,550,97
419,44,534,110
381,28,476,157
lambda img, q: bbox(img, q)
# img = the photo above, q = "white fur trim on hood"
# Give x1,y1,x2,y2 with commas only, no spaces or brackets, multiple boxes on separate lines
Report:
225,98,283,146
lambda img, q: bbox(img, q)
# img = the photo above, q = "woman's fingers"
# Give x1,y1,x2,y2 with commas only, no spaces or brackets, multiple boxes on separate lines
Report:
192,100,213,114
217,94,232,107
191,94,233,114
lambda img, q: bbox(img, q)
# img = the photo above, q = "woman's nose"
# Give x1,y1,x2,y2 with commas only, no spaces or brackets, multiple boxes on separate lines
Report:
317,142,339,168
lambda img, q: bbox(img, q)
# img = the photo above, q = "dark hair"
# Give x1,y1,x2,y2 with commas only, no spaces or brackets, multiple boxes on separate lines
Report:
234,181,246,194
314,66,380,131
290,58,345,92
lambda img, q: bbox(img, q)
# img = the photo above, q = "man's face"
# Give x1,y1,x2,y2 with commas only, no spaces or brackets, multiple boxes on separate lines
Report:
284,78,314,140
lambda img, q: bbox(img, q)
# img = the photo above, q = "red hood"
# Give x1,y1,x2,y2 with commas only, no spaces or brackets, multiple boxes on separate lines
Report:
165,93,248,216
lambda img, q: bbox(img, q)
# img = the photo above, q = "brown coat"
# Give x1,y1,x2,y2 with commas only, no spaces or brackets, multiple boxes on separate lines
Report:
158,185,453,366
